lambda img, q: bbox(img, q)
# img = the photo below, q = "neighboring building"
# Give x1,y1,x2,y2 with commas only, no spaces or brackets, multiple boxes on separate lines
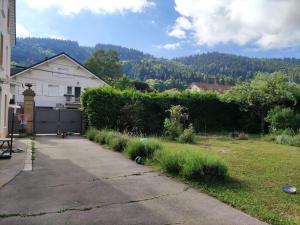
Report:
189,82,231,93
0,0,16,138
10,53,107,109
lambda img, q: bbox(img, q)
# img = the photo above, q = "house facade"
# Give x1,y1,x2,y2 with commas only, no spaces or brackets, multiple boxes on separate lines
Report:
10,53,107,109
0,0,16,137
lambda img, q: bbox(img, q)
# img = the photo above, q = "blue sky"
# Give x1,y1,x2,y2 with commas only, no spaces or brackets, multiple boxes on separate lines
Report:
17,0,300,59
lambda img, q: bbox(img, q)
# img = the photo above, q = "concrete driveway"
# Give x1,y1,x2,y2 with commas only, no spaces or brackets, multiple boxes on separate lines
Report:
0,136,267,225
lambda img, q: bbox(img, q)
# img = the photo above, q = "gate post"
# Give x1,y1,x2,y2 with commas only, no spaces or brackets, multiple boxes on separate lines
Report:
23,84,35,135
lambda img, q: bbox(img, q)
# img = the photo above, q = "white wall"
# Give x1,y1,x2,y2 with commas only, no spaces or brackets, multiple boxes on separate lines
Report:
0,0,12,137
11,55,106,108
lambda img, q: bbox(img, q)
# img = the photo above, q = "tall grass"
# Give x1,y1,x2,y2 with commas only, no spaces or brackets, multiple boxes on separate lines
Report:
86,127,99,141
125,138,162,160
159,149,227,179
87,128,228,180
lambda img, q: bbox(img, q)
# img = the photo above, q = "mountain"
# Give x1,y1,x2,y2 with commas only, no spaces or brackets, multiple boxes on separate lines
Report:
12,38,300,84
175,52,300,80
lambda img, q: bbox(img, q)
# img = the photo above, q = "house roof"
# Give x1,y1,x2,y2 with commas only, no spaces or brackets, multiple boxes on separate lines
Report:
11,52,108,84
190,83,231,93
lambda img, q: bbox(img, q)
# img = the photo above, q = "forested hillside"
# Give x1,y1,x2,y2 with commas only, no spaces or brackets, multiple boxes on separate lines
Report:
175,53,300,81
12,38,300,83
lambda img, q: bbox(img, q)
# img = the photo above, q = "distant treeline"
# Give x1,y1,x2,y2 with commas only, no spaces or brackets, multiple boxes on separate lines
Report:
12,38,300,83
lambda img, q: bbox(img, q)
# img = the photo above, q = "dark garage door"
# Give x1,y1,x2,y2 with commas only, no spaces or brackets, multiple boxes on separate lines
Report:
35,108,82,134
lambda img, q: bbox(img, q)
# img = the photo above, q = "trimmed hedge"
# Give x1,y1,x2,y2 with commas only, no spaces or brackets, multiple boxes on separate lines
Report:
81,86,258,134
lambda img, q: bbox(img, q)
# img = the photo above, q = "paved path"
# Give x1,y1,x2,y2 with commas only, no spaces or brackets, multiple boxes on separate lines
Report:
0,139,28,188
0,136,267,225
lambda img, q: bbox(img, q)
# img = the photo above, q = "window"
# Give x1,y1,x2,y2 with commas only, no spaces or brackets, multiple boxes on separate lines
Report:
7,7,9,32
74,87,81,98
67,86,72,95
4,94,7,127
5,46,8,76
1,0,5,17
48,85,59,97
0,33,3,66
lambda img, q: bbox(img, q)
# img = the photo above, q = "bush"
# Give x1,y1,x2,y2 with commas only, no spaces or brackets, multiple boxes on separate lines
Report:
103,131,119,144
265,106,300,132
159,150,184,174
86,128,99,141
108,135,129,152
179,124,196,143
125,138,162,160
164,118,182,140
281,128,295,136
236,132,249,140
159,149,227,180
95,130,108,144
276,134,300,147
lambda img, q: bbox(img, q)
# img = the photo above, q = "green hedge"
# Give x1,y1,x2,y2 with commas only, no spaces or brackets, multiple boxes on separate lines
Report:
81,86,259,134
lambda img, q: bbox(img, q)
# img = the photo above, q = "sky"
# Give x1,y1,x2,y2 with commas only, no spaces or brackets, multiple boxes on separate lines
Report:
17,0,300,59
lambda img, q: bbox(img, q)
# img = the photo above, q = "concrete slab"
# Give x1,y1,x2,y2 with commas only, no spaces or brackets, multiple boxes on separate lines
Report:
0,136,268,225
0,139,28,188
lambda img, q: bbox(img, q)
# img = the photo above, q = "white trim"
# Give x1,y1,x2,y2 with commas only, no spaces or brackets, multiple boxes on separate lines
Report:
11,53,108,85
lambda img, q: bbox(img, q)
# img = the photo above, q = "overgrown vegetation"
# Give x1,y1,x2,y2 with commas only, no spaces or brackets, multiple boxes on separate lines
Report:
163,105,196,143
265,107,300,133
125,138,162,160
81,86,248,134
159,149,227,179
86,128,227,181
224,72,298,133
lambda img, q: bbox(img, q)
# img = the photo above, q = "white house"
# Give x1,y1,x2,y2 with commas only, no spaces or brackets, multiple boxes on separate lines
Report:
10,53,107,109
0,0,16,138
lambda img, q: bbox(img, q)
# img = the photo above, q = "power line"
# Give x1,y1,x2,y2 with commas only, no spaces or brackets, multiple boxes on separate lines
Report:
13,65,100,80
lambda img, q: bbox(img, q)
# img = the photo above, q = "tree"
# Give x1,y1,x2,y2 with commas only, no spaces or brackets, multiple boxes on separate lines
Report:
224,72,297,133
113,76,135,90
85,49,122,83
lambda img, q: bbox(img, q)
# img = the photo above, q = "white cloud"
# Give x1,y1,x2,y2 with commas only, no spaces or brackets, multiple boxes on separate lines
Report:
49,35,66,40
156,42,181,50
170,0,300,49
16,24,31,37
168,17,192,39
24,0,155,15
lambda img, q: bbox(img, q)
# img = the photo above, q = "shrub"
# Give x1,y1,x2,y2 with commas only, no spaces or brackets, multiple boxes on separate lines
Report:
95,130,108,144
159,149,228,180
281,128,295,136
86,128,99,141
290,135,300,147
159,150,184,174
276,134,300,147
236,132,249,140
108,135,129,152
275,135,291,145
104,131,119,144
125,138,162,160
265,106,300,132
179,124,196,143
164,118,182,140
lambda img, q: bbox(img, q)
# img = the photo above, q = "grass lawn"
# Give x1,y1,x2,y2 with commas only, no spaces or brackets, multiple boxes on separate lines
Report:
155,136,300,225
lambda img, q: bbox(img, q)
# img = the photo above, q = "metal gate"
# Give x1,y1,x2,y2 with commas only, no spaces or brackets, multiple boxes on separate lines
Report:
34,108,82,134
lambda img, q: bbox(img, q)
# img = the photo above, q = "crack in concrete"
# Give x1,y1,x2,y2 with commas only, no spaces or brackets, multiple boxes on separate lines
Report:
47,170,156,188
0,188,188,219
